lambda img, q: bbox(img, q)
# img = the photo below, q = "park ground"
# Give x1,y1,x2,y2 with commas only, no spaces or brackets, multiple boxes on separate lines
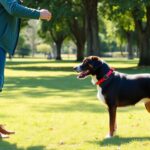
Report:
0,58,150,150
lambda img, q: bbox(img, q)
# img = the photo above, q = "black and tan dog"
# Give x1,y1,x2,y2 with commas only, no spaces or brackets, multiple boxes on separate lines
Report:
74,56,150,138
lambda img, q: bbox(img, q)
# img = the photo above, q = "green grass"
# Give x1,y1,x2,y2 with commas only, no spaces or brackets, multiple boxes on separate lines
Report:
0,58,150,150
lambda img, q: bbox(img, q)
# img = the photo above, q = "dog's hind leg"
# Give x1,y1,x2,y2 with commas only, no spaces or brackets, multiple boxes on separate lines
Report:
145,101,150,113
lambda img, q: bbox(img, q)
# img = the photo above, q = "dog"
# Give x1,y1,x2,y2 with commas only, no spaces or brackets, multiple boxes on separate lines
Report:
74,56,150,138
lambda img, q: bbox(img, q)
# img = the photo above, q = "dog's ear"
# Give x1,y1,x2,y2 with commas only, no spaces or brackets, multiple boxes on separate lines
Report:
90,56,100,61
83,56,100,64
83,57,88,63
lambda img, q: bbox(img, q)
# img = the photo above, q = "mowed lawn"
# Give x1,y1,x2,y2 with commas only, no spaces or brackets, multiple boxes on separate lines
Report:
0,58,150,150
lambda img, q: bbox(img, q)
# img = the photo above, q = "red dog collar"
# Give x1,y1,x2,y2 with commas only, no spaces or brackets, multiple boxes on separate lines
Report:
96,68,114,85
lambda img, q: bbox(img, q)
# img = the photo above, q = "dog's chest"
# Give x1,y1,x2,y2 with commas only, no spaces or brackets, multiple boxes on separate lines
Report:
91,76,106,104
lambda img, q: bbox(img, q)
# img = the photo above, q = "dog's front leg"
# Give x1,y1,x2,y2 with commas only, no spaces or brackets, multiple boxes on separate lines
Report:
106,106,117,138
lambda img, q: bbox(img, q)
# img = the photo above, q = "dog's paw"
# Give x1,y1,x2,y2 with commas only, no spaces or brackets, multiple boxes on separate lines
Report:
105,131,117,139
105,134,113,139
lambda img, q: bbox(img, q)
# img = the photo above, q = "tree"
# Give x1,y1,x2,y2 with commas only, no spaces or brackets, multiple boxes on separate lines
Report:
132,5,150,66
25,20,40,57
100,1,136,59
82,0,100,56
39,0,69,60
24,0,68,60
37,43,52,58
114,15,135,59
103,0,150,66
24,0,86,61
67,0,86,61
16,34,31,57
40,0,86,61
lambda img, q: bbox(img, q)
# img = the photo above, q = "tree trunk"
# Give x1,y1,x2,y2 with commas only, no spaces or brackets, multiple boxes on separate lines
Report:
126,32,134,59
132,6,150,66
134,23,150,66
69,17,86,61
83,0,100,56
138,35,150,66
76,41,84,61
55,41,62,60
50,30,66,61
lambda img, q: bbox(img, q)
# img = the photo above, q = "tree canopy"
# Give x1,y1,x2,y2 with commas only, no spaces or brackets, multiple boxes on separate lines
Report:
20,0,150,66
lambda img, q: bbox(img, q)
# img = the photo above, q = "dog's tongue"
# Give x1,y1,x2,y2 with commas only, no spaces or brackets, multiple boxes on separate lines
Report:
77,72,86,79
77,70,90,79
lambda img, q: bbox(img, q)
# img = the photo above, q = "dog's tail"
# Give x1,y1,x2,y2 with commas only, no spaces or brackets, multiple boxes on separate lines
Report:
145,101,150,113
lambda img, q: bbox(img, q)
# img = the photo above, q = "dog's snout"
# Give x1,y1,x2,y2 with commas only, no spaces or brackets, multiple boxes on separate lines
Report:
73,65,82,72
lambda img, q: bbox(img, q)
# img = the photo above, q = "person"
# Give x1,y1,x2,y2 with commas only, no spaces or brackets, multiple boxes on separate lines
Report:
0,0,52,138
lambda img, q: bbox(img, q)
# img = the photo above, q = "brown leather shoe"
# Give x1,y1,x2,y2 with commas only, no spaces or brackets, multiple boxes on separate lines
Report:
145,101,150,113
0,125,15,135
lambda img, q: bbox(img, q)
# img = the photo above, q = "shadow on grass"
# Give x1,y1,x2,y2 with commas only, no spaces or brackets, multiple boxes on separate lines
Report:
117,67,150,74
6,61,150,73
0,140,45,150
6,60,75,66
5,75,91,91
3,75,145,113
32,101,106,113
6,60,77,72
31,100,145,113
4,74,107,113
105,59,138,64
89,136,150,146
6,66,73,72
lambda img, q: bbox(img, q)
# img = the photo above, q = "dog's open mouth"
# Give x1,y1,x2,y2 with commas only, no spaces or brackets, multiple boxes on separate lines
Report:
77,70,90,79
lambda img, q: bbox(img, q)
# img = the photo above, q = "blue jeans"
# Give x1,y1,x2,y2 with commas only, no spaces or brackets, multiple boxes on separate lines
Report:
0,48,6,91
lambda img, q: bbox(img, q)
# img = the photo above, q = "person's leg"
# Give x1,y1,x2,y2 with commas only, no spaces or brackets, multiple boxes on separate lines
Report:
0,48,15,137
0,48,6,92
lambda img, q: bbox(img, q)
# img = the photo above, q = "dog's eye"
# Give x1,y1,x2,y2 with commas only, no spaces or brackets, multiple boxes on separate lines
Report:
81,64,89,70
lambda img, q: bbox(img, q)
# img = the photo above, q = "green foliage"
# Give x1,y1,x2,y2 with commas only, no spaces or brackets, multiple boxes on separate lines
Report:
22,0,150,62
38,0,70,40
37,43,51,53
16,34,25,50
105,0,149,22
16,34,31,57
99,0,150,54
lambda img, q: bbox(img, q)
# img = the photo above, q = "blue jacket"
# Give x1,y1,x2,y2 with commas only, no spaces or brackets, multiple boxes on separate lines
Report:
0,0,40,55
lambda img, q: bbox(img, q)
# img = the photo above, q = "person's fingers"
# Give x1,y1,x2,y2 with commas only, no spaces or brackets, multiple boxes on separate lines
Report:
48,15,52,21
40,9,52,21
46,13,52,21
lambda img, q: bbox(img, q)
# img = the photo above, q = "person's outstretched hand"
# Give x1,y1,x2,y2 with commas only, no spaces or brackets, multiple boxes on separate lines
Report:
40,9,52,21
